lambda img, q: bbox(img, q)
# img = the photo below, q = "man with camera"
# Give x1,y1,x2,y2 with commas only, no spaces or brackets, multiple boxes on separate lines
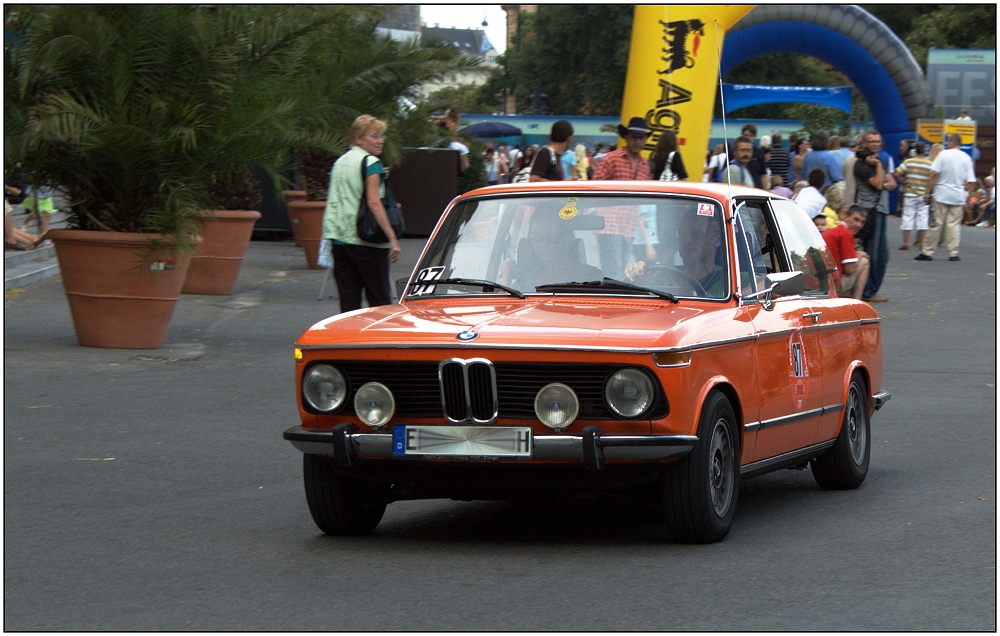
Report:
852,130,896,303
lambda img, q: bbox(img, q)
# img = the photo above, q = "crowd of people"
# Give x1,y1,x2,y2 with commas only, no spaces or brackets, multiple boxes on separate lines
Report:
476,119,990,305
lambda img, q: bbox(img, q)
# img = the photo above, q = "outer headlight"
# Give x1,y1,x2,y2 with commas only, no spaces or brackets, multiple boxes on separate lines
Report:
302,364,347,412
605,368,655,418
534,383,579,430
354,382,395,429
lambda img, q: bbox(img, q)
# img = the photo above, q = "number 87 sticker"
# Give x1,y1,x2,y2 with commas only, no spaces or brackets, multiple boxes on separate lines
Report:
409,266,445,295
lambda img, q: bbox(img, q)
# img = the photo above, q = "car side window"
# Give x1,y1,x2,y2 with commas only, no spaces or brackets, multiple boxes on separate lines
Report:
733,202,766,296
769,199,838,296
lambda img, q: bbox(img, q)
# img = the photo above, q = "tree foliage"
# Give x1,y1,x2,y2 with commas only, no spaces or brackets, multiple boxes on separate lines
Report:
484,5,993,119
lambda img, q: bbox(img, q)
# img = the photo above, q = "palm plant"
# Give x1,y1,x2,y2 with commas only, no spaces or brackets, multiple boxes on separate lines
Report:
291,12,480,199
3,5,356,245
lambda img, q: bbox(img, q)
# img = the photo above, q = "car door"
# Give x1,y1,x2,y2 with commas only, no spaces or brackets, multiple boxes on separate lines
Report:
767,199,861,445
735,198,826,463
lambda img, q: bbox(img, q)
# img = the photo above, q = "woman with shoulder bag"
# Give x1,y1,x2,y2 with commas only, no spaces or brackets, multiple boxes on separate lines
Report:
649,130,688,181
322,114,402,313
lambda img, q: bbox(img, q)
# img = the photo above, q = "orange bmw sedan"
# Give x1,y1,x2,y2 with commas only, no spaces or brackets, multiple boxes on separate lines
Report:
284,181,889,543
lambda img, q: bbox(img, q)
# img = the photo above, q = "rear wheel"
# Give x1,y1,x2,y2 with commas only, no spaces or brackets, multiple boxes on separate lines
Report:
811,373,870,489
303,454,387,535
662,392,740,543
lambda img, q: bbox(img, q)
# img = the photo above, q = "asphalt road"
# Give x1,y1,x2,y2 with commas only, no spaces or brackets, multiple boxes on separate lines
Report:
4,217,996,631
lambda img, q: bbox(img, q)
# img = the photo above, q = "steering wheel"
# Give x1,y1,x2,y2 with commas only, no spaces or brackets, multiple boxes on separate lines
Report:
641,264,707,296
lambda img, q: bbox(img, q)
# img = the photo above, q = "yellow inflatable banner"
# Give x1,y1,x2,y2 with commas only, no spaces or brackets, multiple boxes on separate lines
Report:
620,5,755,179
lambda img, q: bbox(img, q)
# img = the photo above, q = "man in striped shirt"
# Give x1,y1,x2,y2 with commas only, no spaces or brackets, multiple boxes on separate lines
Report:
894,141,932,250
766,133,790,186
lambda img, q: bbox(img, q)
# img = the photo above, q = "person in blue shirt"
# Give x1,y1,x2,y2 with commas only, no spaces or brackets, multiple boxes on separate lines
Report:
800,130,842,188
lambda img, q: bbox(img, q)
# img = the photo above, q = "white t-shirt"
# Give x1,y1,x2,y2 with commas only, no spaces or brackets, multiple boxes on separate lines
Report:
704,153,728,182
793,185,827,218
930,148,975,206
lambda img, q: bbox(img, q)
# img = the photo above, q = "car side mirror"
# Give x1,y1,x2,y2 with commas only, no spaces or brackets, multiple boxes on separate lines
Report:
742,271,805,310
766,271,805,297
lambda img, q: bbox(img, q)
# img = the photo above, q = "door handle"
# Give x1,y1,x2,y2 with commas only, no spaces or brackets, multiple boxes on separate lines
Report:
802,312,822,324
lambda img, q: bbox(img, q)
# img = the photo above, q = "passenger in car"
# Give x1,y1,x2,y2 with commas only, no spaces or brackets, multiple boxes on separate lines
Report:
623,212,726,297
512,209,604,289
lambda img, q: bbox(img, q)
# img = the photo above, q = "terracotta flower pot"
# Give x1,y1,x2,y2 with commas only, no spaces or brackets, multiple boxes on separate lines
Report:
283,190,306,246
287,199,326,269
49,229,197,349
182,209,262,295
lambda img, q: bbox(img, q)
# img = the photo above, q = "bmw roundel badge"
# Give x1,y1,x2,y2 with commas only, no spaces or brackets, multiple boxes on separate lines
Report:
456,329,479,342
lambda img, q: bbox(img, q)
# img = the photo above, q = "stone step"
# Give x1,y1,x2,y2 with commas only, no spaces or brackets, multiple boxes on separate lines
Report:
4,256,59,290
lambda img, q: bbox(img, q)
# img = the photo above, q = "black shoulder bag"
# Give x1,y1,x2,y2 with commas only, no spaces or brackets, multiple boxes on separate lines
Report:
356,155,405,243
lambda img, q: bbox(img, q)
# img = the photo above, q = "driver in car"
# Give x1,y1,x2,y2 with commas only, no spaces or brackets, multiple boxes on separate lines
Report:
623,212,726,297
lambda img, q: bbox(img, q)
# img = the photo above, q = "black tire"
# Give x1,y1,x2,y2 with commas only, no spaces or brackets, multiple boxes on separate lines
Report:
811,373,870,489
662,392,740,543
303,454,387,535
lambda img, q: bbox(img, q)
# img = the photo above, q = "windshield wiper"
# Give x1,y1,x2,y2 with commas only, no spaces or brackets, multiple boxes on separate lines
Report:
535,278,679,303
408,277,526,299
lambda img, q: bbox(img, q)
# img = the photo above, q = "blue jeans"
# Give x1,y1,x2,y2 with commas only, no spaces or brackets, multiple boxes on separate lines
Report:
861,212,888,299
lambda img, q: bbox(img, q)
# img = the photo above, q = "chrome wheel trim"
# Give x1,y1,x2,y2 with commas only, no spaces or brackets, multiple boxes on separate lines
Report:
709,417,735,517
846,384,868,465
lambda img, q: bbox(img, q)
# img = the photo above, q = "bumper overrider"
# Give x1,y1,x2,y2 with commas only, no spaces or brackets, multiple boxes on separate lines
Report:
283,423,697,472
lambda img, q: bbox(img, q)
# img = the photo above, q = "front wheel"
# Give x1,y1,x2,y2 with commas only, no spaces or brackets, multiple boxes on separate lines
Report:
811,373,870,489
662,392,740,543
303,454,387,535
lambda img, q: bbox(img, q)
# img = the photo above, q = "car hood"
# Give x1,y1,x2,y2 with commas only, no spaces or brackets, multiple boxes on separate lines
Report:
298,297,742,351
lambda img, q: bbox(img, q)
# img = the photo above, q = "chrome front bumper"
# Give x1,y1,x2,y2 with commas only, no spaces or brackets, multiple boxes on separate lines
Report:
872,391,891,411
283,424,697,471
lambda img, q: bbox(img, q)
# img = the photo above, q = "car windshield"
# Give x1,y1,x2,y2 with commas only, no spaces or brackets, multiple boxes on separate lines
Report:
408,194,729,300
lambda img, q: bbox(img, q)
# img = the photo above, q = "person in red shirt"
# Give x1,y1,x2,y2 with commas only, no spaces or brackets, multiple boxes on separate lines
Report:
823,205,870,299
591,116,652,277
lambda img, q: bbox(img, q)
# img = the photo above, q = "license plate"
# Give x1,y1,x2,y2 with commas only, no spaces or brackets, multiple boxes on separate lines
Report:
392,426,532,457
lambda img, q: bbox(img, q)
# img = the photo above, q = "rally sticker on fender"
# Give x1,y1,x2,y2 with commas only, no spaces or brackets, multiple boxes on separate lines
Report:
697,203,714,217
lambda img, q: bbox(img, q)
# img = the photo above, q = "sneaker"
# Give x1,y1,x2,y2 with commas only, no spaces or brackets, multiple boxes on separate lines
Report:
914,253,933,261
863,295,887,303
898,245,909,250
948,256,960,262
977,222,989,227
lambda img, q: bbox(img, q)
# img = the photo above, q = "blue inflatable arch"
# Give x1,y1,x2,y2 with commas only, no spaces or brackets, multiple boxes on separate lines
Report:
723,5,933,153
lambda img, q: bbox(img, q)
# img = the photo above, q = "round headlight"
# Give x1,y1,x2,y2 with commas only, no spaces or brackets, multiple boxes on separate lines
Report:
354,382,395,429
534,383,579,430
605,368,655,418
302,364,347,412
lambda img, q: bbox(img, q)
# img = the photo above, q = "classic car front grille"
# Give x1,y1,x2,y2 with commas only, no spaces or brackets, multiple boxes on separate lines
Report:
439,358,498,423
312,360,668,421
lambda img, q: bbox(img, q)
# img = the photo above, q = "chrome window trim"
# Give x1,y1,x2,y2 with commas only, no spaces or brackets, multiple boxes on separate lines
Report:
411,191,733,302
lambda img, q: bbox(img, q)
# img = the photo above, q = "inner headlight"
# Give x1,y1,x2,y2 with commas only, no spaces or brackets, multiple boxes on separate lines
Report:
302,364,347,412
534,383,579,430
354,382,395,429
604,368,655,418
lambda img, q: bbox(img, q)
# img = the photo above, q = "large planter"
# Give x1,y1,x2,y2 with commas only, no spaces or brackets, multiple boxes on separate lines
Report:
182,209,262,295
286,199,326,270
49,229,197,349
283,190,306,246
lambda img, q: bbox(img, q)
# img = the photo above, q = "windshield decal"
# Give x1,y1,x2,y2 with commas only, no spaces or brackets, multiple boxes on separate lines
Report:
410,266,446,295
697,203,715,217
559,197,579,219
